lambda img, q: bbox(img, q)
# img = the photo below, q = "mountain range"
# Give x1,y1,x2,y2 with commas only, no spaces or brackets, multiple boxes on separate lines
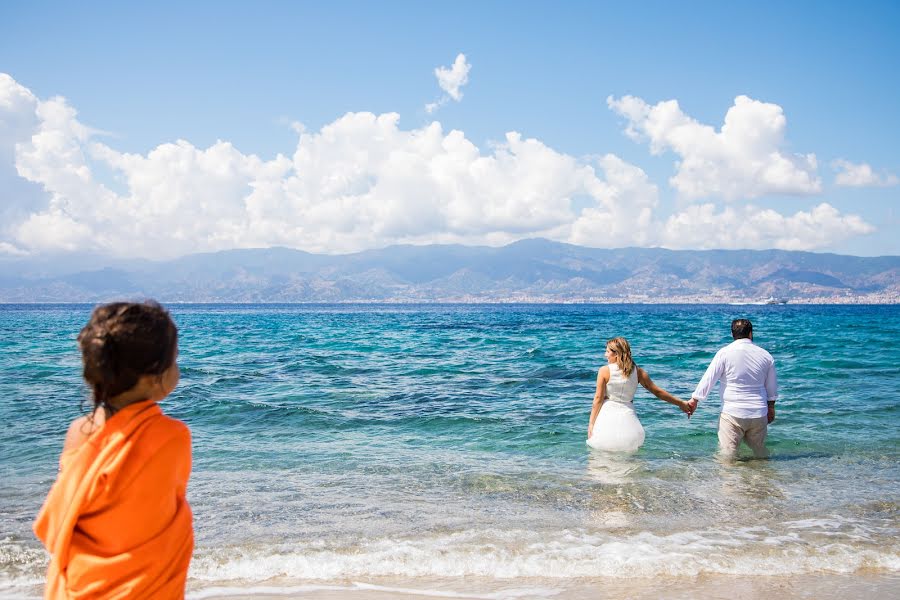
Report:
1,239,898,303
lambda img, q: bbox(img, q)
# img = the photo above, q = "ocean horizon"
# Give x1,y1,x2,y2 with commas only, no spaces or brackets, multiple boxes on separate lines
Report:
2,303,898,598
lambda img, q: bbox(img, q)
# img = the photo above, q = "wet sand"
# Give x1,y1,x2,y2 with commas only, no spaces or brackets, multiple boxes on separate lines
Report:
190,572,900,600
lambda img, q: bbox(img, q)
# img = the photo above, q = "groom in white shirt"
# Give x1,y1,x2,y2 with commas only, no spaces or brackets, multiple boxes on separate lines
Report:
687,319,778,459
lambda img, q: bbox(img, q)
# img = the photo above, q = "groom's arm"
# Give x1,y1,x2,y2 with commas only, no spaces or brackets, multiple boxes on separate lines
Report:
765,358,778,423
764,358,778,403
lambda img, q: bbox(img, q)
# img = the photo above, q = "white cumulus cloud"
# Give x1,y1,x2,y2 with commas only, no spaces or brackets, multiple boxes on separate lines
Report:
607,94,822,200
426,53,471,113
569,154,660,248
661,202,874,251
0,73,876,259
832,159,899,187
0,73,47,245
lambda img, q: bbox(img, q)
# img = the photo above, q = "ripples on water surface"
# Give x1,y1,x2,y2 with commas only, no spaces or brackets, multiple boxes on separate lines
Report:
1,304,898,597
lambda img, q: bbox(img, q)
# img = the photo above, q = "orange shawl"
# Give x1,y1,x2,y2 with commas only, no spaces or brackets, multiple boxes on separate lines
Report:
34,400,193,599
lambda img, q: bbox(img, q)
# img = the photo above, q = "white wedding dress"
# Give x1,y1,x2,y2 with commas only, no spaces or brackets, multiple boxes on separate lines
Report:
587,363,645,453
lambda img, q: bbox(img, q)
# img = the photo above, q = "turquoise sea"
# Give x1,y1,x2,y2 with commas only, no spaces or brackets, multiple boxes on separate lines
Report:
1,304,898,598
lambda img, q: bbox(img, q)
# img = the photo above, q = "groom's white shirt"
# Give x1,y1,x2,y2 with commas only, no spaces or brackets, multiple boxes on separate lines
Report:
692,338,778,419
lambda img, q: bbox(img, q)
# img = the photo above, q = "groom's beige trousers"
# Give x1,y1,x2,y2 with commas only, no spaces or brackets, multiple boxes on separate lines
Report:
718,413,768,458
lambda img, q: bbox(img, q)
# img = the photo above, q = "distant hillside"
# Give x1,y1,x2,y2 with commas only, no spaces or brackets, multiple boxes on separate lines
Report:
1,239,898,303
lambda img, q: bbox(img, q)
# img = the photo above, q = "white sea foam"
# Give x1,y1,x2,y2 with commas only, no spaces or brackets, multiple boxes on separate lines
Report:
3,523,898,595
187,582,561,599
0,538,47,596
187,525,900,583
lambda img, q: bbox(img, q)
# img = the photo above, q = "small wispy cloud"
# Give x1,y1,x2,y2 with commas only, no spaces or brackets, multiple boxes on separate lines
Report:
425,53,471,114
424,100,444,114
832,159,899,187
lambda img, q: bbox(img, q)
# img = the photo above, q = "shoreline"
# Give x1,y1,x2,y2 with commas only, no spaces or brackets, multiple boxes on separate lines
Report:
1,300,899,305
186,573,900,600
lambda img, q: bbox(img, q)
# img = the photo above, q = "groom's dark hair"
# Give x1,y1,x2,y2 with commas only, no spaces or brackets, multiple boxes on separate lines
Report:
732,319,753,340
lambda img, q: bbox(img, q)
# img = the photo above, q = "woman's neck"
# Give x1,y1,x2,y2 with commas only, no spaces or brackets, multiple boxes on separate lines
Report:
104,374,165,412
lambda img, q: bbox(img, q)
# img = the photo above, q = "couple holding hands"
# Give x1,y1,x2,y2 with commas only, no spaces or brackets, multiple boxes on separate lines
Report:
587,319,779,459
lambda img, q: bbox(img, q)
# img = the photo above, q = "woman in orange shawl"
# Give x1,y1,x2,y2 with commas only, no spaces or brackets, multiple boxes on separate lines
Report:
34,301,194,599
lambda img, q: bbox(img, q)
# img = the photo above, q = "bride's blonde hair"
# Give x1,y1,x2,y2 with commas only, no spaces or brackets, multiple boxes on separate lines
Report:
606,336,635,377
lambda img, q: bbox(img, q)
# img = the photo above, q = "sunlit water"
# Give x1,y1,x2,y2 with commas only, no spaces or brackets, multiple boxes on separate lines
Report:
1,304,898,597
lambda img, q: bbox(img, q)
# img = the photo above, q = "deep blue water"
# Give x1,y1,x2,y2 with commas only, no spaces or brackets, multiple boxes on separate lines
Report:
1,304,898,595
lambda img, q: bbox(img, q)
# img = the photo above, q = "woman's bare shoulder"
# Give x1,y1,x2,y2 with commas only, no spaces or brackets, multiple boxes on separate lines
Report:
63,411,103,453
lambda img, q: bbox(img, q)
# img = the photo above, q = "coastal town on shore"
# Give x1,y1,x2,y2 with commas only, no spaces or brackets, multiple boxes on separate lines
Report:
321,291,900,305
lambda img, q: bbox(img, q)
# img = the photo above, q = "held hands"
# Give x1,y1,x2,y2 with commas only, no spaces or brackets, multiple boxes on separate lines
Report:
677,400,693,418
682,398,698,418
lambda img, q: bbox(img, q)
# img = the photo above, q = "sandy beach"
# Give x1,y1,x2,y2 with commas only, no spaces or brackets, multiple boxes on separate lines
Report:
188,573,900,600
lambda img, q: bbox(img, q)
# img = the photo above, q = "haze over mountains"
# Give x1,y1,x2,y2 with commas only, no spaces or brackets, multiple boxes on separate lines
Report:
1,239,898,303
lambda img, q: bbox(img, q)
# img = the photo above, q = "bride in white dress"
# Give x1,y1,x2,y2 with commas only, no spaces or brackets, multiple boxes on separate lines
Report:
587,337,693,453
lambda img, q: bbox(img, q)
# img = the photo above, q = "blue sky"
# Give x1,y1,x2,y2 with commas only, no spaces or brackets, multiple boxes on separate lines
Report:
1,1,898,258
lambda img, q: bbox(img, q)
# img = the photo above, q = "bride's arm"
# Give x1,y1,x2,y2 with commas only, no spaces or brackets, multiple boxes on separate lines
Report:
588,367,609,438
638,368,692,416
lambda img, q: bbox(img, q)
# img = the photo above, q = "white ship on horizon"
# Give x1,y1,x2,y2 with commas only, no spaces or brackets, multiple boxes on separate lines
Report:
729,296,789,306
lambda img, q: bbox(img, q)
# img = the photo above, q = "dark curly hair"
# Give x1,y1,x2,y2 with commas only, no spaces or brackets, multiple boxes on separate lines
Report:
77,301,178,412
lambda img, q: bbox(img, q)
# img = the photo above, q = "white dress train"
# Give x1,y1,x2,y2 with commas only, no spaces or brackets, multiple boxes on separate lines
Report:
587,363,645,453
